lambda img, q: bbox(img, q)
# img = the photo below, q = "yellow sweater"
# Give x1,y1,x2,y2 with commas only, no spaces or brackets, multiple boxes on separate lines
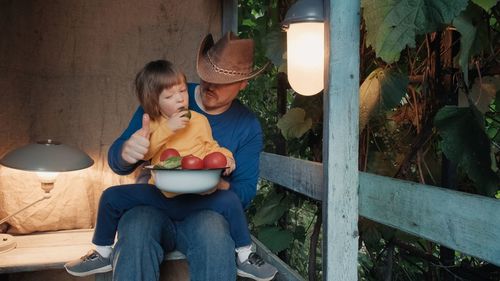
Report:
144,111,233,197
144,111,233,166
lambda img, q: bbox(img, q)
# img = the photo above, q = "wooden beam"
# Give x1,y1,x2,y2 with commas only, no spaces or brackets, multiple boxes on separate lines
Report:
359,173,500,266
260,153,500,266
323,0,360,279
260,152,322,201
252,236,306,281
222,0,237,34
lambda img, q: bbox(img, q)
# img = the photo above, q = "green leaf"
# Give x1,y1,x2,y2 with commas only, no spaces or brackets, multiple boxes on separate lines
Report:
434,106,500,196
419,0,469,32
361,224,382,248
291,93,323,124
453,3,490,86
471,0,498,11
276,108,313,140
380,69,409,109
242,18,257,27
263,30,284,67
362,0,468,63
257,226,294,253
293,225,306,242
154,157,182,169
359,68,383,130
252,191,287,226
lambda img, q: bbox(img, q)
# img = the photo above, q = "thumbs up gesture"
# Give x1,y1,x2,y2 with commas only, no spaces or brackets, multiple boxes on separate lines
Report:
121,114,151,164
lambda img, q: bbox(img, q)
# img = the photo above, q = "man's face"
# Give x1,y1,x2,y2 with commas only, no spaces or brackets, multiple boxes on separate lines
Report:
199,80,248,113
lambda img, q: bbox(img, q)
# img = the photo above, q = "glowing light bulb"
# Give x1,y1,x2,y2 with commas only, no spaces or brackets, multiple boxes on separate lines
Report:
35,171,59,183
287,22,325,96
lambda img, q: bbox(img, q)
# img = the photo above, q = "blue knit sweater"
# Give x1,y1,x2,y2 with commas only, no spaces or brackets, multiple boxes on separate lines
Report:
107,83,263,208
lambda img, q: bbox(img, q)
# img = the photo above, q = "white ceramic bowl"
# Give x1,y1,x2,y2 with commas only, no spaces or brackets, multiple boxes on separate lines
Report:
146,166,223,194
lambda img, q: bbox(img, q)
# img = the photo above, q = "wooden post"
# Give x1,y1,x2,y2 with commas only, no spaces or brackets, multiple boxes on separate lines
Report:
322,0,360,280
222,0,238,34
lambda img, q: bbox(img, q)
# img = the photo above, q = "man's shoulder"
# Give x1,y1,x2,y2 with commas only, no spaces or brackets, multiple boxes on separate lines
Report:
230,100,258,120
188,83,198,95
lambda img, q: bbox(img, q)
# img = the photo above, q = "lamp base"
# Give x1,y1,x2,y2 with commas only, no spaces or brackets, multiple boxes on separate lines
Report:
0,233,16,253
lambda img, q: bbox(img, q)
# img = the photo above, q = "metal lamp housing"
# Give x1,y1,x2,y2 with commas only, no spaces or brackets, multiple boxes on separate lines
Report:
283,0,325,96
0,139,94,173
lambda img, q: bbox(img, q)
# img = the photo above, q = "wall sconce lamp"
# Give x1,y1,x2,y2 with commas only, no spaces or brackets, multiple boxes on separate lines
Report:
282,0,325,96
0,139,94,253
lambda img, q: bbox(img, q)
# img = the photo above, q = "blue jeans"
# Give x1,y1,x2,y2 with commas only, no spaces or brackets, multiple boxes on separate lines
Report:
111,206,237,281
92,184,251,248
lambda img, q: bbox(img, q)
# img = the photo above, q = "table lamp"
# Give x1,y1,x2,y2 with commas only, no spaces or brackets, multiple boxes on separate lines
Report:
0,139,94,253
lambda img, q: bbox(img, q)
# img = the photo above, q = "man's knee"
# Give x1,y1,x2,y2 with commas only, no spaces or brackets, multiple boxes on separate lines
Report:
118,206,176,250
181,210,235,250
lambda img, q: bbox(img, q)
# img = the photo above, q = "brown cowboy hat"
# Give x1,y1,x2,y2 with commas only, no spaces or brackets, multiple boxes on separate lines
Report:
196,32,269,84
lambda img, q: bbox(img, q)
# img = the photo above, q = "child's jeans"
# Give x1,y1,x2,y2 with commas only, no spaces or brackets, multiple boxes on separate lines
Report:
92,184,251,248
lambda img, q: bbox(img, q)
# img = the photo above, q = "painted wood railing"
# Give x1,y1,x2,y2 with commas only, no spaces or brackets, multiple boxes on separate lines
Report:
259,152,500,267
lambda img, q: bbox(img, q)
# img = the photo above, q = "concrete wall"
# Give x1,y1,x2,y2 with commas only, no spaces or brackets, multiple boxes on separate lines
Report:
0,0,221,231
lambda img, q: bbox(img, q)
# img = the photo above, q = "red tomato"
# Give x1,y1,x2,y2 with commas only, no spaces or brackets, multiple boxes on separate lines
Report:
203,152,227,169
160,148,180,161
181,155,204,170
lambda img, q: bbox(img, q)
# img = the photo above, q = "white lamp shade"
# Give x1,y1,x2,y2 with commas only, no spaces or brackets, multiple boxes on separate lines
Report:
287,22,324,96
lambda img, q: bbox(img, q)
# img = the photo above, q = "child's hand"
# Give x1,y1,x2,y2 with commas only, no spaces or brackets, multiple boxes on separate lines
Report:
223,157,235,176
167,110,190,132
122,114,150,164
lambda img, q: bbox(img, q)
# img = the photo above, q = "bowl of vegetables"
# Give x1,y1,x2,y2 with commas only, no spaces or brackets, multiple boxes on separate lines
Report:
146,149,228,194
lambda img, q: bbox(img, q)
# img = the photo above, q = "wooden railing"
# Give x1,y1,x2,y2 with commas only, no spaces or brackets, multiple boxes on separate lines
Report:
259,152,500,270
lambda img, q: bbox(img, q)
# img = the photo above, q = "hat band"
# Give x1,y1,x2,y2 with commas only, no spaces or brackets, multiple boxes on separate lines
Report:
206,53,251,77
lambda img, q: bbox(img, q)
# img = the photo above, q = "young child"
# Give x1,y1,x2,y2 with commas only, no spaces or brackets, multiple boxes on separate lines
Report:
64,60,277,281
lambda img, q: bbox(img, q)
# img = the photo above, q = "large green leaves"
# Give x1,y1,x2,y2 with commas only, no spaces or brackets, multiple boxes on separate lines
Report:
263,29,285,68
277,108,312,140
257,226,294,253
362,0,468,63
471,0,498,11
435,106,499,196
252,190,294,253
380,70,409,109
359,68,408,130
453,3,490,85
252,190,290,226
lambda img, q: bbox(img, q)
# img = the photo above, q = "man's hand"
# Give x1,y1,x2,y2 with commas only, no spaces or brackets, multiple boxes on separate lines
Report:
121,114,151,164
216,178,230,190
167,110,190,132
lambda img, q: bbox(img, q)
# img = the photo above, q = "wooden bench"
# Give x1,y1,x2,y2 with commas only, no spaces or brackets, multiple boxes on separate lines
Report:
0,229,189,281
0,228,302,281
0,229,95,274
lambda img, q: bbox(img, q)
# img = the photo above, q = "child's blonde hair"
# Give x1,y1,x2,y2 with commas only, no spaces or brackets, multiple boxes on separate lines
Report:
135,60,186,120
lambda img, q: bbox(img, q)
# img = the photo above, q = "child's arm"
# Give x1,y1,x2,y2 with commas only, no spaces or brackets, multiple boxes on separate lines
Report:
108,107,146,175
144,114,190,161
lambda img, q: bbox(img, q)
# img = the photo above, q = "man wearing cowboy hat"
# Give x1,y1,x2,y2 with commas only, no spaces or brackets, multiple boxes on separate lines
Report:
106,32,276,281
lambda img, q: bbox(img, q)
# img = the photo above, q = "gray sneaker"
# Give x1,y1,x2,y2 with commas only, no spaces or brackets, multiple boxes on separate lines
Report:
237,253,278,281
64,250,112,277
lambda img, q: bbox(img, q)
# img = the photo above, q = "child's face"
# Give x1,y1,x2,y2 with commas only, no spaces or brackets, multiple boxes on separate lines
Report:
158,83,188,118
